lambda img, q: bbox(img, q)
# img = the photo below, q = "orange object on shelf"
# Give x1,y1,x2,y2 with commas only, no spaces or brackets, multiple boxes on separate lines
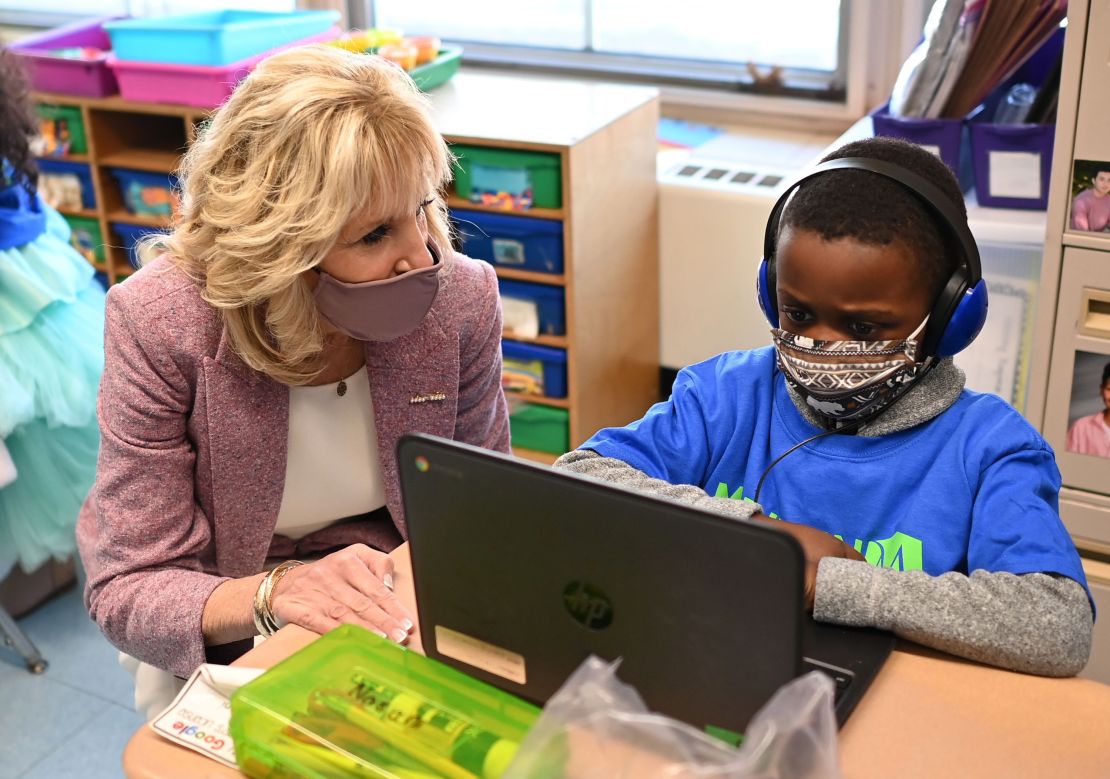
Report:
406,36,441,65
377,42,418,71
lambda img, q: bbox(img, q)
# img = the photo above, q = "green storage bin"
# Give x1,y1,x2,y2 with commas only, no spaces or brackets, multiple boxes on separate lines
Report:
230,625,540,779
35,103,88,156
453,145,562,210
62,215,104,263
509,403,569,455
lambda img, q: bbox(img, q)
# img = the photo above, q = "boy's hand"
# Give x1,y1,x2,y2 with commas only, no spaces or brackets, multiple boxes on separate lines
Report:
750,513,866,610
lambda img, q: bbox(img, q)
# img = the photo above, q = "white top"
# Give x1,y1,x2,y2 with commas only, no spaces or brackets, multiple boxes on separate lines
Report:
274,367,386,540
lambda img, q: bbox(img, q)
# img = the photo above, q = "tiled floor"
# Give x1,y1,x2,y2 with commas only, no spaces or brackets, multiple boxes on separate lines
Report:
0,578,143,779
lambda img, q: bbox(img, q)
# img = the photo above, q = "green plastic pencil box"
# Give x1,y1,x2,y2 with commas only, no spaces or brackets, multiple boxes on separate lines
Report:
230,624,541,779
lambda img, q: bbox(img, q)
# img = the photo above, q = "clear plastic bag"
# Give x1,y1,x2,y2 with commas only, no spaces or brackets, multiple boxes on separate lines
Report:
502,657,841,779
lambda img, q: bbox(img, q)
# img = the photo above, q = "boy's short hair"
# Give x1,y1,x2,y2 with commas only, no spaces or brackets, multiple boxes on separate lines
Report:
1102,362,1110,387
780,136,967,303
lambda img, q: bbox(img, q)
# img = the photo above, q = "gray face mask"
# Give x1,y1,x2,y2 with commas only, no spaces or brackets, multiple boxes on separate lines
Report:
313,250,441,342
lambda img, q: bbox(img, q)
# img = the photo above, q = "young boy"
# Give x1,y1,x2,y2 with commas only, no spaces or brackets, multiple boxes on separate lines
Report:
557,137,1093,677
1066,362,1110,458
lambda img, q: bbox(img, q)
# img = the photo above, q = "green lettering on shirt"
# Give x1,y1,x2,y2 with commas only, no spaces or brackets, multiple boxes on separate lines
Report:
715,483,924,571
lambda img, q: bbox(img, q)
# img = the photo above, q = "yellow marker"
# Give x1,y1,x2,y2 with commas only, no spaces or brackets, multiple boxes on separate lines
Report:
390,770,446,779
314,691,482,779
272,735,396,779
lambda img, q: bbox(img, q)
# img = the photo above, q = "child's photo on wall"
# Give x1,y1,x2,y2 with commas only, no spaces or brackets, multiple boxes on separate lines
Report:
1066,350,1110,459
1069,159,1110,233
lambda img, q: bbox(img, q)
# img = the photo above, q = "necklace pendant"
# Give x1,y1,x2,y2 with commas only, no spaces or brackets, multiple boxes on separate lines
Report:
336,379,347,397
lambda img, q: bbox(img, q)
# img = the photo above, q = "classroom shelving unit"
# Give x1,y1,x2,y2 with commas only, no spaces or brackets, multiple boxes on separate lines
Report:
34,92,206,283
34,71,661,465
1023,0,1110,682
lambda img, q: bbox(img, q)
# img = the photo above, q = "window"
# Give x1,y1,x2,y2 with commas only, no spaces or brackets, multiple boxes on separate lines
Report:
371,0,845,99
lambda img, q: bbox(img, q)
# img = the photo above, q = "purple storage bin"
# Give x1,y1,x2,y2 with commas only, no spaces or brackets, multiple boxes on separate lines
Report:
871,102,964,174
968,122,1055,210
10,17,122,97
107,26,339,108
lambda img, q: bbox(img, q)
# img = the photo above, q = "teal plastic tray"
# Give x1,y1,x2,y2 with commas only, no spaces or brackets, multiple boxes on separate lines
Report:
105,10,340,67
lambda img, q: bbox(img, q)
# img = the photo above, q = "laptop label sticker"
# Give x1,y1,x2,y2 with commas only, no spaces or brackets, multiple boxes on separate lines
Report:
435,626,527,685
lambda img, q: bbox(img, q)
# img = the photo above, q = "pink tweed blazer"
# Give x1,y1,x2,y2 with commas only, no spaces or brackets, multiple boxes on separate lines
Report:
75,253,509,677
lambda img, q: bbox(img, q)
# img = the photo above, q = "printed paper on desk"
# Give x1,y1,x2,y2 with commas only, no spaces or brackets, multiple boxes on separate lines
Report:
150,664,265,768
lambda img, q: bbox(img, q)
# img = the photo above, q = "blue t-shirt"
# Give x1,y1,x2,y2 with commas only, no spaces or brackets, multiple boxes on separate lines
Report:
584,347,1089,597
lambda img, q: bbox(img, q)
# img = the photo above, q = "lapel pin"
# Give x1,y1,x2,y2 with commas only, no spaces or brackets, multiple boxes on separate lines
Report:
410,392,447,405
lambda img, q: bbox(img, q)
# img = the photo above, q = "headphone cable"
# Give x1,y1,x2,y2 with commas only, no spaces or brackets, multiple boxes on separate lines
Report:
751,357,937,505
752,421,862,504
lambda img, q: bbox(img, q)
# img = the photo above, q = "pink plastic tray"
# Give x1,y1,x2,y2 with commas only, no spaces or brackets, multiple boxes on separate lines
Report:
11,16,123,97
108,26,340,108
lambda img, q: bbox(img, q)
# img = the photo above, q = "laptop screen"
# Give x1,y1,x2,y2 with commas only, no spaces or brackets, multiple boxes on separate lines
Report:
398,433,811,732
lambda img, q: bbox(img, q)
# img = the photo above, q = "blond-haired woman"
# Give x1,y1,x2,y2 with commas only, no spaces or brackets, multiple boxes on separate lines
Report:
76,46,509,718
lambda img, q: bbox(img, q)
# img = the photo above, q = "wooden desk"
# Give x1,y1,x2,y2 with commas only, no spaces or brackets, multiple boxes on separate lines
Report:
124,545,1110,779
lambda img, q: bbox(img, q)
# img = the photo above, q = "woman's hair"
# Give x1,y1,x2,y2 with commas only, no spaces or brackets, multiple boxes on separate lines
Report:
1102,362,1110,388
0,48,40,189
157,45,453,385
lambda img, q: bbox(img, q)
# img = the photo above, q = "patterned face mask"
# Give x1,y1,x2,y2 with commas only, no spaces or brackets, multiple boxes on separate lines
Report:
771,317,931,424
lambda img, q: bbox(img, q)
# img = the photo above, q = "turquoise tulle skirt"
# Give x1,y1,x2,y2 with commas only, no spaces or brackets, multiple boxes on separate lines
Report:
0,206,104,577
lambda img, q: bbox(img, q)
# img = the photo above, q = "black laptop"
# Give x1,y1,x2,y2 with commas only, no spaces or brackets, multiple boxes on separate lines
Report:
398,433,894,734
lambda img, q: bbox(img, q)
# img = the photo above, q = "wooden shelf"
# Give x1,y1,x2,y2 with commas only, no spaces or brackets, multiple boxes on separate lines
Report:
447,197,564,221
114,264,136,278
37,152,90,163
107,209,173,229
99,149,181,173
494,267,566,285
506,393,569,409
56,206,99,219
503,332,568,349
513,447,561,465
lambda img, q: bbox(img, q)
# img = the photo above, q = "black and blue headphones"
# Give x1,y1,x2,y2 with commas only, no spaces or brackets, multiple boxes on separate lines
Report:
756,157,989,358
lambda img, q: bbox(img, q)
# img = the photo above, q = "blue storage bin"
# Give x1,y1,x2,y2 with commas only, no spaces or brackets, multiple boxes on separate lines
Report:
37,158,95,208
111,222,167,269
502,340,567,399
453,209,564,274
871,102,964,174
104,10,339,66
93,270,109,291
109,167,179,216
498,279,565,336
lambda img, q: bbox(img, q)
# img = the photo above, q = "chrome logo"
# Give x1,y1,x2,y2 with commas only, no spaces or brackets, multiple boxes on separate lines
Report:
415,455,430,472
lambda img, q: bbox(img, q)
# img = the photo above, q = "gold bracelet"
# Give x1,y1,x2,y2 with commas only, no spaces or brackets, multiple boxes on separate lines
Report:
252,560,304,638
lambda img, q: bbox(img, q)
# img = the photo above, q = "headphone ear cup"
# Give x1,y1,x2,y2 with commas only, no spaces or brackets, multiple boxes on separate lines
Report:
757,257,778,328
934,280,988,357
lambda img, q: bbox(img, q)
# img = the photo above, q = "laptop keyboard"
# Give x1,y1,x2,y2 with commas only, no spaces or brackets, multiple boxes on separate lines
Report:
801,657,854,700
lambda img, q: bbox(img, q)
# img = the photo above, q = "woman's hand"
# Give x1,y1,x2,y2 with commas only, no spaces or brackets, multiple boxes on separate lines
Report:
269,544,415,642
750,513,865,611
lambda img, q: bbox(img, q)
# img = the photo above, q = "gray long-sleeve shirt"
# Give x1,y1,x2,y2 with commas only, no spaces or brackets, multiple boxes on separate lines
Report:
553,360,1093,677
